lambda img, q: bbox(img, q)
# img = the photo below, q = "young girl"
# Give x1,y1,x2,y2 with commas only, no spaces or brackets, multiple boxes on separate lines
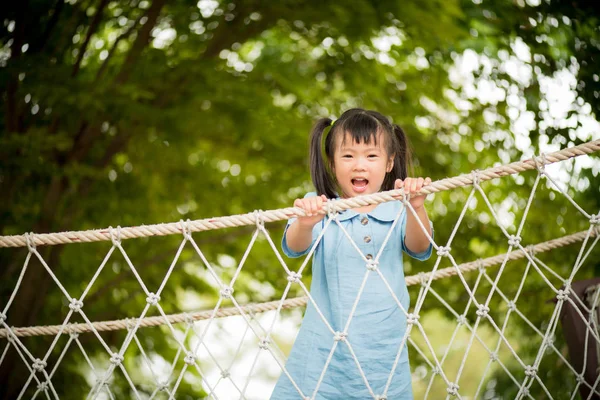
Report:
271,108,433,400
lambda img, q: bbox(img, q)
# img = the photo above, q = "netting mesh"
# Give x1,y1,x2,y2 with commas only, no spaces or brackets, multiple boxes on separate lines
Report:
1,142,599,399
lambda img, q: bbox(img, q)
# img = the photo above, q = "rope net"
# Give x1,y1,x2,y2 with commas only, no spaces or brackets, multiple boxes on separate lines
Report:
1,139,599,399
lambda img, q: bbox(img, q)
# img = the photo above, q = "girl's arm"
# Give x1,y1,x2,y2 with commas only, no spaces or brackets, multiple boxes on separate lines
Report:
405,204,432,253
395,177,433,254
286,194,328,253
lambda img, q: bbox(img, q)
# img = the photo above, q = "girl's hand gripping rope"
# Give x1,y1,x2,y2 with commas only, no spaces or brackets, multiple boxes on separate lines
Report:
394,177,432,211
294,194,328,227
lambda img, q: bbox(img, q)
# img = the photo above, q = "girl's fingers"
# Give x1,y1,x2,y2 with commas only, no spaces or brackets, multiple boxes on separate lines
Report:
310,198,318,216
416,177,424,191
315,197,323,214
302,200,310,216
297,199,313,216
321,195,328,212
402,176,432,194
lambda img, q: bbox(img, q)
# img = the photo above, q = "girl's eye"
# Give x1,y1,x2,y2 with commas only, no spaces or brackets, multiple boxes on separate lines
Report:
342,154,352,158
368,154,378,158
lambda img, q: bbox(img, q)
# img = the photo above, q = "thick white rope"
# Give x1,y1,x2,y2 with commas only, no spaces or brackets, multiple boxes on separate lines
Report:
1,139,598,249
1,227,596,339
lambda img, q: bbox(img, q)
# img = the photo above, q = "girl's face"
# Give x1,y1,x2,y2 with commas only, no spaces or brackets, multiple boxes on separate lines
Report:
332,132,394,198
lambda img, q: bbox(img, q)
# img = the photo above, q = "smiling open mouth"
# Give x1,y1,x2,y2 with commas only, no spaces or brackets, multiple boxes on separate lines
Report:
352,178,368,192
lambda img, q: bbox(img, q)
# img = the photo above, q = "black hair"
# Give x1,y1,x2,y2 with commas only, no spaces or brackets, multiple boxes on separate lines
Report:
309,108,413,198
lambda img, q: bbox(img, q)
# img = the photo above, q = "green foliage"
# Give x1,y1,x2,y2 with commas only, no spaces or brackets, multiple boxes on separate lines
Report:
0,0,599,398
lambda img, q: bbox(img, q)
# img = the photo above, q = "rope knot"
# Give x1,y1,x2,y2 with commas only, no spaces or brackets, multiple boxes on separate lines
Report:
110,353,124,366
431,366,440,375
471,169,481,188
521,387,529,396
532,153,547,173
446,383,459,396
125,317,138,331
489,352,498,362
184,351,196,365
325,199,338,219
146,293,160,306
333,331,347,342
375,396,387,400
25,232,37,252
457,315,467,326
524,365,537,377
157,380,169,391
253,210,265,229
576,374,585,383
507,301,516,311
556,289,568,301
37,382,49,391
259,337,271,350
418,272,429,286
109,226,122,246
476,259,486,273
590,214,600,225
437,246,451,257
180,219,192,239
507,235,521,247
406,313,420,325
366,260,379,271
220,286,234,299
32,358,47,371
67,324,80,339
544,336,554,347
221,370,231,379
287,272,302,283
476,304,490,318
183,313,194,326
69,299,83,313
0,312,6,322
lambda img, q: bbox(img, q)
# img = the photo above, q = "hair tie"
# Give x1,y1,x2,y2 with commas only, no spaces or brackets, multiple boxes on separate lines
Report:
330,119,336,127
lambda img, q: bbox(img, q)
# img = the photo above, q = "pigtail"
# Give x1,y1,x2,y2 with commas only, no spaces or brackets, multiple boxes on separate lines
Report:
383,124,413,190
309,118,337,198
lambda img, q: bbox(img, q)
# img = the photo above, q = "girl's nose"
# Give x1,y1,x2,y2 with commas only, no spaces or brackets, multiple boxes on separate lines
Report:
353,157,367,171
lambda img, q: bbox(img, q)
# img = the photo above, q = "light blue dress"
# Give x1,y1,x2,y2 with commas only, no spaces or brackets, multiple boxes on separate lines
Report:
271,193,433,400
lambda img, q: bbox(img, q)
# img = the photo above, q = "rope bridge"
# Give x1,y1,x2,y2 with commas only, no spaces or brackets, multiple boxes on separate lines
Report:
1,140,599,399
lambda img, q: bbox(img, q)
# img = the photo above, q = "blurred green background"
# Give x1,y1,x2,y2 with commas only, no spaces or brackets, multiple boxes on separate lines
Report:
1,0,599,398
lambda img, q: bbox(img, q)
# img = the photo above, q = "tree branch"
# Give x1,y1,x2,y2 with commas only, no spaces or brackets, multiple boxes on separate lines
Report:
64,0,164,166
203,5,272,59
50,0,91,62
72,0,110,76
5,0,28,134
114,0,167,85
31,0,66,54
64,121,91,164
95,9,148,82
